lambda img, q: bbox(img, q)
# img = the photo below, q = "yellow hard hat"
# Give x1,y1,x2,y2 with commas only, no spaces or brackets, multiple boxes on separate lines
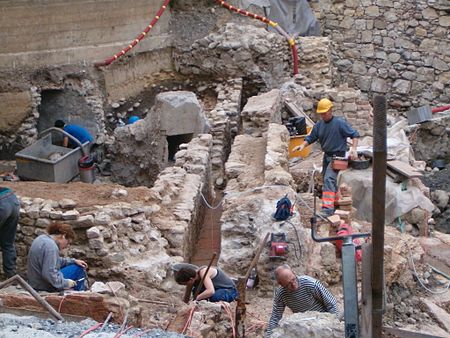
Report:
316,98,333,113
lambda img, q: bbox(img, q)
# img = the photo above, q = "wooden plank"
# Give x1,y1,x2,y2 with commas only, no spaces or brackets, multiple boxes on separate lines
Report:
386,168,406,183
284,101,315,128
387,160,423,178
383,326,446,338
361,243,372,338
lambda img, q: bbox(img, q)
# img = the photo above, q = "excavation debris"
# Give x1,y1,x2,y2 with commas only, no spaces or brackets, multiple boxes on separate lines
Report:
0,313,186,338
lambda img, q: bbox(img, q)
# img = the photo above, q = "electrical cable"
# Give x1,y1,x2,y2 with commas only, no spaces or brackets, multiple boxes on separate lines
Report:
405,242,450,295
200,191,223,210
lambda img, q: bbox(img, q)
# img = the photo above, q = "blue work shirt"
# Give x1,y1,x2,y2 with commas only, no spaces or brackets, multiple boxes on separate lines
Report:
305,116,359,155
63,124,93,147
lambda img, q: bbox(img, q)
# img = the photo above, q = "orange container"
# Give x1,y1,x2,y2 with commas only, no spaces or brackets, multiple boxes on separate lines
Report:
288,126,312,159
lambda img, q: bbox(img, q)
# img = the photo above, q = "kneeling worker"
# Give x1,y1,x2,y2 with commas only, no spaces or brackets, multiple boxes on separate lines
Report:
174,265,238,303
27,222,88,292
265,265,339,337
54,120,93,149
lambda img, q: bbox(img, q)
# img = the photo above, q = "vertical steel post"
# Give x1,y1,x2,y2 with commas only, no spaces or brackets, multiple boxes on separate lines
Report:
342,236,359,338
371,95,387,337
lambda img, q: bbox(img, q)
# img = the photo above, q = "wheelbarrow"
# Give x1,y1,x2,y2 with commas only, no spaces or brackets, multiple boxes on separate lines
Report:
15,127,90,183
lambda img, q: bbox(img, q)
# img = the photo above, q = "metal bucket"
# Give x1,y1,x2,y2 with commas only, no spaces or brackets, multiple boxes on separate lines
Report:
78,155,95,183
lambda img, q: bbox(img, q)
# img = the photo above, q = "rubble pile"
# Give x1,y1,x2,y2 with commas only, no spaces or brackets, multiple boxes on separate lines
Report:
175,23,333,89
271,311,344,338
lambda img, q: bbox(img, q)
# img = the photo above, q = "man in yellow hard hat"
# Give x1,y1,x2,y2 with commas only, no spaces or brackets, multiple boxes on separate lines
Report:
293,98,359,217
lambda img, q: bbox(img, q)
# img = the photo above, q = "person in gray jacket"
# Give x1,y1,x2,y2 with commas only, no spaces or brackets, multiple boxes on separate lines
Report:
27,222,88,292
0,187,20,278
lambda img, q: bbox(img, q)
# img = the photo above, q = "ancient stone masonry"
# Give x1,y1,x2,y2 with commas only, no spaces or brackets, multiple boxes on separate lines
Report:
241,89,282,137
406,113,450,162
264,123,294,187
281,78,373,137
150,134,213,260
203,78,243,187
10,134,213,294
317,0,450,110
0,67,107,158
110,103,166,187
14,196,174,288
221,121,315,291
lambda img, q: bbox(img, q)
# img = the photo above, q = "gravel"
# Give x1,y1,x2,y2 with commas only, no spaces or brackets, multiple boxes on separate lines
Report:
0,313,186,338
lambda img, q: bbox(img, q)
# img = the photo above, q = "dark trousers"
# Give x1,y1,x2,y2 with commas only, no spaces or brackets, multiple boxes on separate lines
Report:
0,191,20,277
61,264,87,291
322,154,339,211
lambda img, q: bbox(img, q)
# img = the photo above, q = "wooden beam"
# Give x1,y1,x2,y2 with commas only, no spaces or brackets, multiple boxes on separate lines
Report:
284,101,315,128
386,160,423,178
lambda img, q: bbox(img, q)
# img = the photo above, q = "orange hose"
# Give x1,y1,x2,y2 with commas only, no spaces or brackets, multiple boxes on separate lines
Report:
95,0,171,67
77,322,102,338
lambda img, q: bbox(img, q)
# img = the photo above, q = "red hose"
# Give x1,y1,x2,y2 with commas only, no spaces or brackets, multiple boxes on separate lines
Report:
77,323,102,338
290,43,299,75
432,105,450,113
214,0,299,75
95,0,171,67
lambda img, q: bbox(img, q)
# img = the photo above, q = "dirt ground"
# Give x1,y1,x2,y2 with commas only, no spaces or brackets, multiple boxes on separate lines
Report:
0,181,152,207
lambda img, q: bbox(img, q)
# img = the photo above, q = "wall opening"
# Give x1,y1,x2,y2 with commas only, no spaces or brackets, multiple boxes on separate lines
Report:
37,89,96,144
167,133,193,161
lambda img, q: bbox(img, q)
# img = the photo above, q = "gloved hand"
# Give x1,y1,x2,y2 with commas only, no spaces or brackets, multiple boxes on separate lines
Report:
66,279,77,289
293,144,304,152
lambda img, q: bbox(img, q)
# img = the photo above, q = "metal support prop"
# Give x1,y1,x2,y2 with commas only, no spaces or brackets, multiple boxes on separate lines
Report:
310,188,371,338
341,236,359,338
371,95,387,338
0,274,64,321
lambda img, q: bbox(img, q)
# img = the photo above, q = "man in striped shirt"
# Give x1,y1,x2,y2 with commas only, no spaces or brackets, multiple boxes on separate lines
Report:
265,265,339,337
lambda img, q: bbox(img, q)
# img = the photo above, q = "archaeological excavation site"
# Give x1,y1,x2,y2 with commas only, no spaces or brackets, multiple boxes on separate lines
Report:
0,0,449,337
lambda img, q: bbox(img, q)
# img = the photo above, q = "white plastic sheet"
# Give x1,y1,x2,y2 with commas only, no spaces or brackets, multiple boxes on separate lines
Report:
338,169,434,225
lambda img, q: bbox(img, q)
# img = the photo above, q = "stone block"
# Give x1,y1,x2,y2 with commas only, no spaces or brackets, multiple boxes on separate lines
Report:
59,199,77,209
35,218,51,228
62,210,79,220
86,227,101,239
75,215,95,228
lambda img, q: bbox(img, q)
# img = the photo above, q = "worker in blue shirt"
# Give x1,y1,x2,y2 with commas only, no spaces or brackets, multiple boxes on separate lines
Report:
54,120,93,148
294,98,359,217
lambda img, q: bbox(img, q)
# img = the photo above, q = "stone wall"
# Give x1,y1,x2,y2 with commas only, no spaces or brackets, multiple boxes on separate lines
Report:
317,0,450,111
220,122,314,291
174,23,333,90
242,89,282,137
10,135,213,293
150,134,213,260
406,113,450,162
110,108,166,187
280,78,373,137
204,78,243,187
0,67,107,159
264,123,294,187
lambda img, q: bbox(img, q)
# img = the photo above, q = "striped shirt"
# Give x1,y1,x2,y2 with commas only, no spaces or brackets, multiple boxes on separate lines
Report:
265,275,338,337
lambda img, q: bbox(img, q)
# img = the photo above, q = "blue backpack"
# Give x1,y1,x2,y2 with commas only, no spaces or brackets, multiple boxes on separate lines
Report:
273,195,293,221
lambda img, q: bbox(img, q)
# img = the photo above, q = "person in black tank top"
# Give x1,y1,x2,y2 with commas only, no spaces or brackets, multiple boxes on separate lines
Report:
174,265,238,303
